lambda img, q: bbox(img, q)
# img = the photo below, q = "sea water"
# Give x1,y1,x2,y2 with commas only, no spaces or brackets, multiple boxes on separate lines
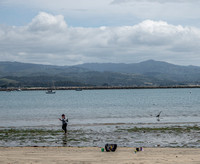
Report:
0,88,199,127
0,88,200,147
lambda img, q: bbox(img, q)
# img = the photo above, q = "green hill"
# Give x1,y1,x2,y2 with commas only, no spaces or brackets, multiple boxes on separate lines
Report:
1,60,200,88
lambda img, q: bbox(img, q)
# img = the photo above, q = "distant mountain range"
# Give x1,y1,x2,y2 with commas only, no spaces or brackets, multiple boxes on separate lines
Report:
77,60,200,75
1,60,200,88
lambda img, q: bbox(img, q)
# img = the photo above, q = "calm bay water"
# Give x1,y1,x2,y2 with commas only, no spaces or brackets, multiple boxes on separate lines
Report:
0,88,200,147
0,88,200,127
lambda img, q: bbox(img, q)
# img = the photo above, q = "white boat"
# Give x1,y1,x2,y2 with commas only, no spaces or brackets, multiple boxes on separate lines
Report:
46,89,56,94
46,81,56,94
75,88,82,91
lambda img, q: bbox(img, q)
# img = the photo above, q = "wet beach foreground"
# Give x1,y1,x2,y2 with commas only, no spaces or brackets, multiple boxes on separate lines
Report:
1,124,200,147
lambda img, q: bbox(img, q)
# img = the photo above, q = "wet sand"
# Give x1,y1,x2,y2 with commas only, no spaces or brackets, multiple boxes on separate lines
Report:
0,147,200,164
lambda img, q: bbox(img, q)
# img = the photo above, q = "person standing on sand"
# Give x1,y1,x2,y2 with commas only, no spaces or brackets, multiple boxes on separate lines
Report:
59,114,68,134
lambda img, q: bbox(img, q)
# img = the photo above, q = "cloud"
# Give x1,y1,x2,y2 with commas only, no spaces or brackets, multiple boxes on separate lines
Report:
28,12,67,32
111,0,200,4
0,12,200,66
1,0,200,28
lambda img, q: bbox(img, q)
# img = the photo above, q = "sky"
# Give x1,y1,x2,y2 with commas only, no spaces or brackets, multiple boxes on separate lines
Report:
1,0,200,66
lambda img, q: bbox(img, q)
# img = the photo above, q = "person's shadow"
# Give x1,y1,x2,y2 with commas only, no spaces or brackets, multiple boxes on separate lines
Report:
62,134,68,146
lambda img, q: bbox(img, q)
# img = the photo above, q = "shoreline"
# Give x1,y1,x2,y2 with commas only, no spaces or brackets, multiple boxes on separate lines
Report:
1,125,200,148
0,147,200,164
1,85,200,91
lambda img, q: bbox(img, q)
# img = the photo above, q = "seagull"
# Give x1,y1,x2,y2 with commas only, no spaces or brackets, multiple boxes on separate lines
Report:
156,111,162,118
156,111,162,121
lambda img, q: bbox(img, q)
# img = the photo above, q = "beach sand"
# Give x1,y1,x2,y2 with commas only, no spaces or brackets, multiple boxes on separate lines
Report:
0,147,200,164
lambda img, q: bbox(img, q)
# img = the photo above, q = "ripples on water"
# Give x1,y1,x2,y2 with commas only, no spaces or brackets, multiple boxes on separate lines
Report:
0,89,200,147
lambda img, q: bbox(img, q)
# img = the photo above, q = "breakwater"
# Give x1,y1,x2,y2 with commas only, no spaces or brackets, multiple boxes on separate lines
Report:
1,85,200,91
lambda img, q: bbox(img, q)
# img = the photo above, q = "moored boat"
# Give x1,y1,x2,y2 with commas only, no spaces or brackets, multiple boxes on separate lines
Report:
46,90,56,94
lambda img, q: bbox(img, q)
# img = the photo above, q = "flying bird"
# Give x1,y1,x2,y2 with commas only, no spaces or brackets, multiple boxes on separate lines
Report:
156,111,162,121
156,111,162,118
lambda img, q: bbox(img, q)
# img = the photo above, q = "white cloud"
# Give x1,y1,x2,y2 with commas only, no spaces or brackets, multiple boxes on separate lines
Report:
111,0,200,4
0,12,200,66
2,0,200,28
28,12,67,32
